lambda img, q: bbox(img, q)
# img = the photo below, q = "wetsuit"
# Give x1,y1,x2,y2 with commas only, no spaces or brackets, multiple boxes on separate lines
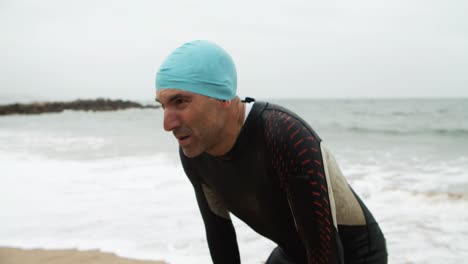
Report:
180,100,387,264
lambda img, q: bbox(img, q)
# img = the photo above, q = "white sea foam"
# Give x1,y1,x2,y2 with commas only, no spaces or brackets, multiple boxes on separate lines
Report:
2,149,467,263
341,162,468,264
0,151,277,263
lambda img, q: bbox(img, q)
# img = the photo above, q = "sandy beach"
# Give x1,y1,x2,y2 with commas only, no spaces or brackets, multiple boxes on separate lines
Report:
0,247,165,264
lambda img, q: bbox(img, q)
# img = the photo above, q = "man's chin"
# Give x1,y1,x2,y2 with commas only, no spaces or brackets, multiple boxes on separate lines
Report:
181,147,203,158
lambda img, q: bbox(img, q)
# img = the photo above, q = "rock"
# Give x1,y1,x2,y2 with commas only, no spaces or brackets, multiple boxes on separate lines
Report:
0,99,159,116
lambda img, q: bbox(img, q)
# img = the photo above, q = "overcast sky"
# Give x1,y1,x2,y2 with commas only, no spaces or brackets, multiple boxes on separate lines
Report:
1,0,467,102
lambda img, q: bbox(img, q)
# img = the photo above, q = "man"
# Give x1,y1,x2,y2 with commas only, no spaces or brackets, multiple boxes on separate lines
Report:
155,40,387,264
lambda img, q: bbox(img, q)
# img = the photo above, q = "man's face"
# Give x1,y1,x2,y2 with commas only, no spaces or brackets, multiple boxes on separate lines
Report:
156,89,225,158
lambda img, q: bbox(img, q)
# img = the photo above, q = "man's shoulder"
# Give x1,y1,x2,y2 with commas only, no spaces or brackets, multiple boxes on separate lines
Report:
248,101,297,122
258,101,322,143
259,101,306,125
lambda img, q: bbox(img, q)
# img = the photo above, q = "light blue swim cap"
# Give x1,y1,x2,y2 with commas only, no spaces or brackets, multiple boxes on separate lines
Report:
156,40,237,100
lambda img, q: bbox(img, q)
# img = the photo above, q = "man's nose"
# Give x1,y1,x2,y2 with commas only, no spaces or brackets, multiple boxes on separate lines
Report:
163,109,181,131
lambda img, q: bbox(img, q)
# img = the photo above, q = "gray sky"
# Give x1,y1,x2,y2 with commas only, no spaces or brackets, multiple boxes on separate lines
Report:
1,0,467,102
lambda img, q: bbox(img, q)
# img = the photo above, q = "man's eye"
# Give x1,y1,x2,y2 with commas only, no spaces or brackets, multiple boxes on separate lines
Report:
175,99,188,107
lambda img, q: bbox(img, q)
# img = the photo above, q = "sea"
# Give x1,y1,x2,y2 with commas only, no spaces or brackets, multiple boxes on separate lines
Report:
1,98,467,263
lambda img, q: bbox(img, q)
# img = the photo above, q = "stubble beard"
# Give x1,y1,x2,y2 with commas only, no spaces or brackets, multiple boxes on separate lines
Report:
182,122,224,158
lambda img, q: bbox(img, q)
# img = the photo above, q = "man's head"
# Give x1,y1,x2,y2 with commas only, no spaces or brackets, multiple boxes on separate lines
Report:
156,40,237,100
155,40,239,158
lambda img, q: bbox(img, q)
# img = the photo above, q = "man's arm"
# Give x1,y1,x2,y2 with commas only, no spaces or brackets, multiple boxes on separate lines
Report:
264,110,344,264
180,151,241,264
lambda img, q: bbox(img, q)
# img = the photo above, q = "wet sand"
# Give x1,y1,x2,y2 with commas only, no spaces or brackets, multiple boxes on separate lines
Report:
0,247,166,264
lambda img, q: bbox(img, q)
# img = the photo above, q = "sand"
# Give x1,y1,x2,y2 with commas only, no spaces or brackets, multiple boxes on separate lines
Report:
0,247,166,264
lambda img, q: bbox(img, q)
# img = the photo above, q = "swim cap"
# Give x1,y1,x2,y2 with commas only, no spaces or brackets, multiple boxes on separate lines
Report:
156,40,237,100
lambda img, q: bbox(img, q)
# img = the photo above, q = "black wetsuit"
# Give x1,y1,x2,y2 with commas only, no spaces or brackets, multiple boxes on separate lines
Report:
180,100,387,264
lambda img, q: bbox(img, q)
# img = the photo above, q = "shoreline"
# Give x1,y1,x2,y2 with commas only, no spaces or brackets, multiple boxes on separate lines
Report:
0,247,166,264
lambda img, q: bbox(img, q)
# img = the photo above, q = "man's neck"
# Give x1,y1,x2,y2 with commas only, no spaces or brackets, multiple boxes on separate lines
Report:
206,98,245,157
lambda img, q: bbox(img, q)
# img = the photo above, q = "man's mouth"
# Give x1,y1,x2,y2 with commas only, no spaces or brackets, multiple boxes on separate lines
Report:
176,135,191,145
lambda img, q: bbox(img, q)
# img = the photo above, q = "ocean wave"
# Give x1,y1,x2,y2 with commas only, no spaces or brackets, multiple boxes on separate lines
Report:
408,190,468,200
351,108,454,117
351,111,421,117
346,126,468,137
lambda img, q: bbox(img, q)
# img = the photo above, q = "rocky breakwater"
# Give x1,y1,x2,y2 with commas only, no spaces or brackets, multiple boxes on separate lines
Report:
0,99,159,115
